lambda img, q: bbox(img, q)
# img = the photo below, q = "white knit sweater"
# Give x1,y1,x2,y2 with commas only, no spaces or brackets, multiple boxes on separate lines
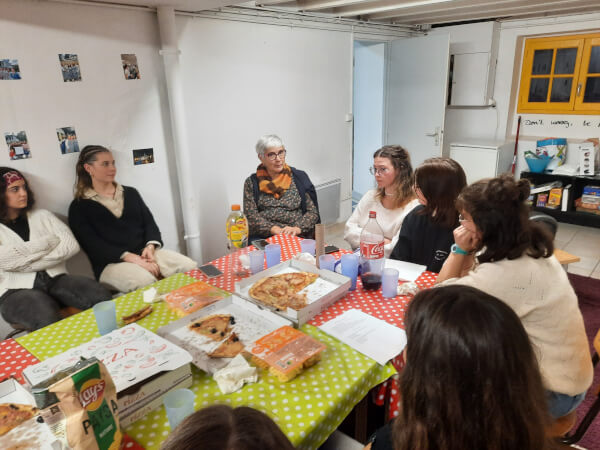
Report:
344,190,420,258
0,209,79,296
444,254,593,396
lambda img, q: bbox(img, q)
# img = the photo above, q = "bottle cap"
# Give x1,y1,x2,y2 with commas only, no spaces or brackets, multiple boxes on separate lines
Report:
369,211,376,218
231,204,241,211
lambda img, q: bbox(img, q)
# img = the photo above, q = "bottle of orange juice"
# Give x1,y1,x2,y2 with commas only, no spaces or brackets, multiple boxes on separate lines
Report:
226,204,248,250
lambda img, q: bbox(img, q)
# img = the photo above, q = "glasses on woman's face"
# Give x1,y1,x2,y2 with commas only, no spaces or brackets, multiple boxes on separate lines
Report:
265,149,286,161
369,166,390,176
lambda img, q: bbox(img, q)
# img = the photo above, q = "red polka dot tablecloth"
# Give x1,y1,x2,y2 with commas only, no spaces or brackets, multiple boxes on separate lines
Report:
0,338,40,384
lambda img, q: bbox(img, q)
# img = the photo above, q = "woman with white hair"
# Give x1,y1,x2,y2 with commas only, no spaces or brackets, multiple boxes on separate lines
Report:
243,135,320,239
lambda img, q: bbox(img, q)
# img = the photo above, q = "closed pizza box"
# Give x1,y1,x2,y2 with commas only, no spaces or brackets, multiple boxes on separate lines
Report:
0,378,60,449
234,259,351,326
157,295,292,374
23,324,193,421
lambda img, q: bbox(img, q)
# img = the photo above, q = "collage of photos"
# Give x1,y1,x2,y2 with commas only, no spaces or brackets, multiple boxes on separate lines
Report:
121,54,141,80
59,54,82,82
56,127,80,154
133,148,154,165
4,131,32,160
0,59,21,80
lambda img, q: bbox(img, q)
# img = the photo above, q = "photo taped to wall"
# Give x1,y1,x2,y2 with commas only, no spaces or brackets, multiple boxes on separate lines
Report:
4,131,32,160
56,126,80,154
133,148,154,165
59,54,82,82
121,54,141,80
0,59,21,80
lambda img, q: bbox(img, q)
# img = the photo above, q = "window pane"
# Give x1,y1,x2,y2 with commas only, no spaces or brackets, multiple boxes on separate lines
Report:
532,49,553,75
583,76,600,103
550,77,573,102
554,48,577,74
589,46,600,73
528,78,549,102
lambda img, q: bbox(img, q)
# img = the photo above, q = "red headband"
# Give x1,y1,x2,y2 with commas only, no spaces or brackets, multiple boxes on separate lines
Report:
3,171,23,186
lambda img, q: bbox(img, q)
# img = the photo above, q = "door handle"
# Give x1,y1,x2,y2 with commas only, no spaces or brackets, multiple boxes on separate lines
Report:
425,127,440,146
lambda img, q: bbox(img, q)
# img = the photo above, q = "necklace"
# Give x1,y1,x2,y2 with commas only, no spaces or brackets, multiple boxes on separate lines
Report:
384,190,395,197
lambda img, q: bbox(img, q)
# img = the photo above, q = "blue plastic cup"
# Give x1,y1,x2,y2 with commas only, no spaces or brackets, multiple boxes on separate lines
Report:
249,250,265,274
382,268,399,298
93,301,117,335
300,239,316,256
319,254,335,271
341,254,359,291
265,244,281,268
164,388,195,429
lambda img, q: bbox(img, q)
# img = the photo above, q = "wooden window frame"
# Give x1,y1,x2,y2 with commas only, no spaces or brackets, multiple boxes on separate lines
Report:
517,33,600,115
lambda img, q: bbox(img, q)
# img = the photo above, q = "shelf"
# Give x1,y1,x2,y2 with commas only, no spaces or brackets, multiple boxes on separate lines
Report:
531,207,600,228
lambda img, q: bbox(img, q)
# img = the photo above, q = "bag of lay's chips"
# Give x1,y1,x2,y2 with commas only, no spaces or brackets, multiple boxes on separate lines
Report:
32,357,122,450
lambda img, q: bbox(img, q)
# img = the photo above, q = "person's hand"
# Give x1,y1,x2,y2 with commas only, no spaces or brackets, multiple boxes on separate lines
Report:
271,225,283,235
281,226,301,236
453,225,479,253
384,237,391,245
123,252,161,278
141,244,156,262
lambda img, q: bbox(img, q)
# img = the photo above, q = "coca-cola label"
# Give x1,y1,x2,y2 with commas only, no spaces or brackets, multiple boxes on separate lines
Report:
78,379,106,411
360,241,384,259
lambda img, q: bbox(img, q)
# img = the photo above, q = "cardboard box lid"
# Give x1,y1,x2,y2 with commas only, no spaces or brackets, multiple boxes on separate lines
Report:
23,324,192,392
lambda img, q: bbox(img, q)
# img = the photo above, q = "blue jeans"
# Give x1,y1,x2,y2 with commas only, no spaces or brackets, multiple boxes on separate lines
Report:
547,390,586,418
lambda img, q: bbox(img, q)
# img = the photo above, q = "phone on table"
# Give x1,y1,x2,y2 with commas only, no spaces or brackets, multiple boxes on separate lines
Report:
198,264,223,278
251,239,269,251
324,245,339,254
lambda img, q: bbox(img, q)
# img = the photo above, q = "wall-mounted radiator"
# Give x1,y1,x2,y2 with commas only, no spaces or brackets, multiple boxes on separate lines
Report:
315,178,341,225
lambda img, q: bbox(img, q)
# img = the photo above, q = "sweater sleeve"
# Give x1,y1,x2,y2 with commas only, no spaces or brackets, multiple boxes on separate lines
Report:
132,188,163,246
243,177,277,237
68,200,127,267
0,232,60,272
296,192,320,235
25,210,80,272
344,193,371,250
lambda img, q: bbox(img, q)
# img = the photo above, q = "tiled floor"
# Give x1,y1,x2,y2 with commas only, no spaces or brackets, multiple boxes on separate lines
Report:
325,221,600,279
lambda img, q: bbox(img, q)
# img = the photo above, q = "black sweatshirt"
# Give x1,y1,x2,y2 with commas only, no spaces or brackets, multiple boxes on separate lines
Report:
68,186,162,279
390,205,454,273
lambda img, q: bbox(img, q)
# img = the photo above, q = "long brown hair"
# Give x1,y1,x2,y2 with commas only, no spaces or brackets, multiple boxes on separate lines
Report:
74,145,111,199
160,405,295,450
456,174,553,263
0,167,35,224
373,145,414,208
393,285,553,450
414,157,466,229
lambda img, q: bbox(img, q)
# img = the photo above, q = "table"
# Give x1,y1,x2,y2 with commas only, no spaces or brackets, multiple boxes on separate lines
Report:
11,241,397,449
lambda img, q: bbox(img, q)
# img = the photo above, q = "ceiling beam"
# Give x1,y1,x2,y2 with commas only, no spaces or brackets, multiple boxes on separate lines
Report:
255,0,298,6
377,0,600,24
298,0,405,12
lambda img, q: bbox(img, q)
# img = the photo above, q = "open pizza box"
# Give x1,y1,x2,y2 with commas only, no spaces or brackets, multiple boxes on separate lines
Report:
157,295,292,374
0,378,61,449
234,259,351,326
22,324,193,426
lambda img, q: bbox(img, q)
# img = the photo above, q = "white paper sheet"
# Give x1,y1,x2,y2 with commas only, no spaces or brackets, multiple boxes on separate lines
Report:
384,259,426,282
318,309,407,365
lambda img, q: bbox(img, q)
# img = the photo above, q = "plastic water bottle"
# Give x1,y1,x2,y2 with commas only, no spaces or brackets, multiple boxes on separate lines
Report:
359,211,384,290
226,205,249,276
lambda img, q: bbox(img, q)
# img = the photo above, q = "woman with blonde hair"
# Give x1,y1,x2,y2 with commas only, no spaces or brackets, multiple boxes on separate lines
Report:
345,145,419,257
69,145,196,293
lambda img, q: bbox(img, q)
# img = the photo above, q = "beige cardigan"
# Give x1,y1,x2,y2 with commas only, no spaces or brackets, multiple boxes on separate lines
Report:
444,254,593,396
0,209,79,296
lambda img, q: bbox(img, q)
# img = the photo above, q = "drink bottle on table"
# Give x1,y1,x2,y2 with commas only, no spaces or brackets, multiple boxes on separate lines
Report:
226,204,249,276
359,211,384,290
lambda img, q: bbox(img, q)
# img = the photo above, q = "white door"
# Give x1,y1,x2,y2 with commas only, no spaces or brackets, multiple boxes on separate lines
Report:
386,34,450,169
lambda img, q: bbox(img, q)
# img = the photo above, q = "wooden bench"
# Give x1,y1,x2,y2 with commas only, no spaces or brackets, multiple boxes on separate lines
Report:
554,249,580,268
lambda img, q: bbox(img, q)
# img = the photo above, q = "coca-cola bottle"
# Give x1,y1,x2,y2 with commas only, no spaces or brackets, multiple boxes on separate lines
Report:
359,211,385,290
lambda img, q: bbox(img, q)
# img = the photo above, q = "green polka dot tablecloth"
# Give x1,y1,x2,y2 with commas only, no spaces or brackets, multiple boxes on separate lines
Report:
15,272,396,449
16,273,198,360
125,325,395,450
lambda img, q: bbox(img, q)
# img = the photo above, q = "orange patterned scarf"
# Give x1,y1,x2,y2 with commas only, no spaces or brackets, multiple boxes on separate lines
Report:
256,164,292,199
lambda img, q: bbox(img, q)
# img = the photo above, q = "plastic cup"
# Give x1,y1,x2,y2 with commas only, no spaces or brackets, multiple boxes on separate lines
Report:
249,250,265,274
319,254,335,271
164,388,195,430
265,244,281,268
300,239,316,256
341,253,359,291
93,301,117,336
382,268,400,298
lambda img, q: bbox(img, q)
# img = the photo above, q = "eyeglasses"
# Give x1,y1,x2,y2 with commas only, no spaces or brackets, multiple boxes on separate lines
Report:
369,167,390,176
265,149,286,161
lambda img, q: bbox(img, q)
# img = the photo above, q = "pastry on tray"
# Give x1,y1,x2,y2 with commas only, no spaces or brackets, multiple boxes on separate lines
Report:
0,403,39,436
188,314,235,341
249,272,318,310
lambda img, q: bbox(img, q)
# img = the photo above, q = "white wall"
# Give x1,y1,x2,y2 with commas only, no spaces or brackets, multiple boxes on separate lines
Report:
0,0,183,274
353,41,385,197
176,17,354,261
441,13,600,176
